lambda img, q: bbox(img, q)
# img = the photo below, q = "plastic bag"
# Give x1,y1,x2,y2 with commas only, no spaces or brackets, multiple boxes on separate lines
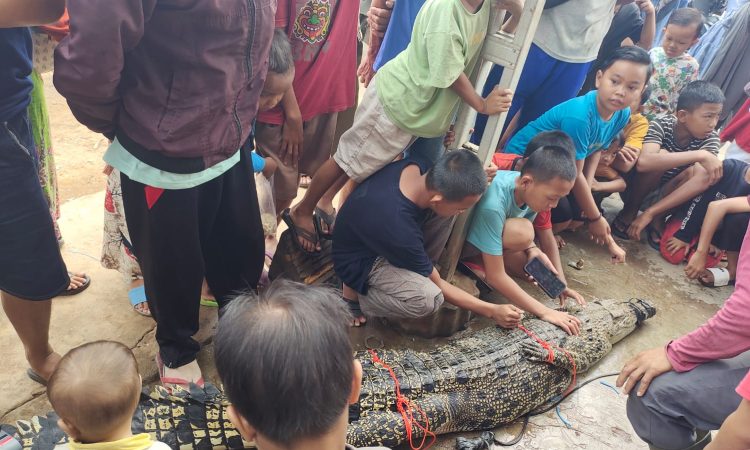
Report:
255,173,277,237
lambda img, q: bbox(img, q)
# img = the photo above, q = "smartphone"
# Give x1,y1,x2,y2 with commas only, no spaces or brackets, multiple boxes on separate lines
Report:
0,431,22,450
524,257,565,299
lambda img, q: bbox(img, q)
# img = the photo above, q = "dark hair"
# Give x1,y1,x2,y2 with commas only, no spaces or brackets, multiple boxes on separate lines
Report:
524,130,575,158
667,7,704,38
521,145,577,182
598,46,653,87
611,132,626,148
426,149,487,201
676,80,725,112
214,281,354,445
640,85,651,106
269,28,294,75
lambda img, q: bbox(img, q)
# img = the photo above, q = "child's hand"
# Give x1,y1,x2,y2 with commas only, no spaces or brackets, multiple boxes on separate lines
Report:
280,116,303,168
698,151,723,185
635,0,655,16
367,0,394,38
609,242,627,264
485,162,498,184
685,249,707,279
665,236,690,256
443,125,456,148
481,87,513,115
627,211,653,240
357,53,376,87
489,304,523,328
559,287,586,307
618,145,640,165
588,216,610,246
540,309,581,335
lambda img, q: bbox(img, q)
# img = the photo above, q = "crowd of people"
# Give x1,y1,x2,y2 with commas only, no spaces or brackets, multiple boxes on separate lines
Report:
2,0,750,449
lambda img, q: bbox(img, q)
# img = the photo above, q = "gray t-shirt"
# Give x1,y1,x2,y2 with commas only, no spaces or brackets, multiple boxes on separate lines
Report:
533,0,617,63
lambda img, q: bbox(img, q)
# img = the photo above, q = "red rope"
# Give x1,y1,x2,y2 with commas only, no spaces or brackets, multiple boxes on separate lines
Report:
517,325,577,395
368,349,436,450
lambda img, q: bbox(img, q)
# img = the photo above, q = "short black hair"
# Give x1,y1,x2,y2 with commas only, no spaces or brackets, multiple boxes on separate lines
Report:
269,28,294,75
611,132,626,148
214,281,354,445
426,149,487,201
521,145,577,182
598,46,653,87
524,130,575,158
667,7,704,38
676,80,725,112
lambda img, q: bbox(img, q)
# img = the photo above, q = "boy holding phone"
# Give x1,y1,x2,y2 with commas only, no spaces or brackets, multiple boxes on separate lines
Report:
462,145,582,335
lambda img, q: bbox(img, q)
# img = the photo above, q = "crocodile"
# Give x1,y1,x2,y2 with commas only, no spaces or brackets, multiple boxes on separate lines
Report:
1,298,655,449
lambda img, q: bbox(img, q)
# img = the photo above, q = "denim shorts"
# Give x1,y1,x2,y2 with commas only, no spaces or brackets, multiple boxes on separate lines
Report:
0,111,68,300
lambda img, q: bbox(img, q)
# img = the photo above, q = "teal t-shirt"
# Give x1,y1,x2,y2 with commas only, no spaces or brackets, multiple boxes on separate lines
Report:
466,171,537,256
375,0,490,138
504,90,630,160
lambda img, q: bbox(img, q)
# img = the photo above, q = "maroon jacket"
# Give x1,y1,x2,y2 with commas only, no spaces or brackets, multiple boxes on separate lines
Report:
54,0,275,170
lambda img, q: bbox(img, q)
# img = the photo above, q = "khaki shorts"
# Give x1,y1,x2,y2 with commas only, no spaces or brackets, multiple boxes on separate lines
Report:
255,112,338,203
333,77,415,183
359,257,444,319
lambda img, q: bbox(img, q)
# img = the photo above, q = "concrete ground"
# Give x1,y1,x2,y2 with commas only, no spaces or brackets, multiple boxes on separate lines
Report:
0,75,733,449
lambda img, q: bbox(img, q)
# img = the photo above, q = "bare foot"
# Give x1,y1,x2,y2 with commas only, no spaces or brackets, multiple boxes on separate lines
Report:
299,175,311,188
67,272,88,290
554,234,566,249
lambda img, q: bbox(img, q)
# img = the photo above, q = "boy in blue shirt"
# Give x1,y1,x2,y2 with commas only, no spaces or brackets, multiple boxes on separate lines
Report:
503,46,652,250
463,145,582,335
333,150,522,328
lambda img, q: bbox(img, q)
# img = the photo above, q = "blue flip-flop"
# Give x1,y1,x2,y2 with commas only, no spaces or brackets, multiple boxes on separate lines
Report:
129,285,151,317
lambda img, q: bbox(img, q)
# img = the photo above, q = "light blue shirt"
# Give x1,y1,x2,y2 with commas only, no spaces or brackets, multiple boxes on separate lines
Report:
104,137,240,190
504,90,630,160
466,171,537,256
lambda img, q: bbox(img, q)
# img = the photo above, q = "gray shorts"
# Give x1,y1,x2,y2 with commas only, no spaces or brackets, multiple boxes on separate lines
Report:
333,77,416,183
359,257,444,319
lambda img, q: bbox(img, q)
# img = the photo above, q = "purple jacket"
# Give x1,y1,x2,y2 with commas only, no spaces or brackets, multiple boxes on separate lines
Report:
54,0,275,170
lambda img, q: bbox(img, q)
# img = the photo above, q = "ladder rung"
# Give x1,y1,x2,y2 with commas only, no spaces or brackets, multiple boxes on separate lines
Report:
482,34,522,68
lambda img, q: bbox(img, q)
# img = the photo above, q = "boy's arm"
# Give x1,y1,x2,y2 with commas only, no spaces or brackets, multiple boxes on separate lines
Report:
634,0,656,50
497,0,525,34
0,0,64,27
637,144,723,182
451,73,512,116
686,197,750,279
54,0,157,137
583,151,601,187
428,268,523,328
481,252,581,335
537,228,585,305
706,399,750,450
571,159,611,244
591,177,627,193
278,86,303,168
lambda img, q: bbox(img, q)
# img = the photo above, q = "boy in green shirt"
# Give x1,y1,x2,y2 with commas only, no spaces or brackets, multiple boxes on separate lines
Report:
284,0,522,253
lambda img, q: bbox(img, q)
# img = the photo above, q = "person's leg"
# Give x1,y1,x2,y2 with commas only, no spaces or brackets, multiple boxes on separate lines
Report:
359,257,444,319
708,212,750,282
627,352,750,449
551,195,574,233
120,174,205,377
290,78,413,251
299,113,340,234
498,218,535,278
202,149,265,307
515,58,592,131
0,111,70,381
616,169,664,226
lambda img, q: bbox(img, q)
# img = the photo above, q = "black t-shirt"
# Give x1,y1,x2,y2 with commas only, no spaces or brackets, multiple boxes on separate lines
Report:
332,158,433,295
580,3,644,93
675,159,750,242
0,28,33,121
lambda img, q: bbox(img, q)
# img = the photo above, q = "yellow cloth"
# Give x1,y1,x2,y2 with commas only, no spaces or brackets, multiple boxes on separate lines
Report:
624,113,649,150
67,434,155,450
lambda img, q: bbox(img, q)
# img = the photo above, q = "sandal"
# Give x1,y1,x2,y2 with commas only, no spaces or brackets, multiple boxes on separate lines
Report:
698,267,735,288
457,261,493,295
129,285,151,317
57,272,91,297
341,297,366,327
647,226,662,251
155,354,204,390
26,368,47,386
611,216,631,240
314,207,336,240
200,297,218,307
281,208,320,255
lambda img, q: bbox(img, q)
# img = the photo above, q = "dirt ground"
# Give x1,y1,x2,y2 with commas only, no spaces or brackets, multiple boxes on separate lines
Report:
0,74,733,449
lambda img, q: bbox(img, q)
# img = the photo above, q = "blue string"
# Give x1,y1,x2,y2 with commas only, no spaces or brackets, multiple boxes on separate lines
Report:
555,405,572,428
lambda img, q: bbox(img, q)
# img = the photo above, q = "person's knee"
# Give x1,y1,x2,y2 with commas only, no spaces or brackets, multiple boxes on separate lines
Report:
502,218,534,252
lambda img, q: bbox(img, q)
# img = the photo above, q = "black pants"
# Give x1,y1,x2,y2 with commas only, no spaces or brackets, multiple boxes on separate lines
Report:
121,150,264,367
713,212,750,252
